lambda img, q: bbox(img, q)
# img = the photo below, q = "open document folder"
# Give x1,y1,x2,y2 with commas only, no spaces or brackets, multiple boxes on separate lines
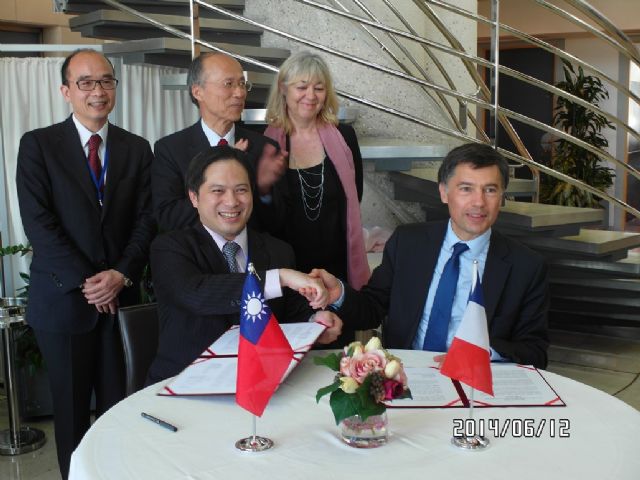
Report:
386,363,566,408
159,322,326,396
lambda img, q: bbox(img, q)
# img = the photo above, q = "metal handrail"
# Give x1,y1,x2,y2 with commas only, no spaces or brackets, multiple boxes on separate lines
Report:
336,0,465,133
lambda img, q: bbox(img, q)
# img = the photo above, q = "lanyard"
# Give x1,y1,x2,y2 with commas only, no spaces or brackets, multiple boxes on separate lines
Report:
87,146,109,206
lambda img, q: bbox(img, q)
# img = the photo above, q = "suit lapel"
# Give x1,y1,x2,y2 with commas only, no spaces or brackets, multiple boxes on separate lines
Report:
57,116,101,212
101,124,128,217
190,122,212,162
247,230,269,272
194,224,227,273
483,230,511,324
405,224,445,345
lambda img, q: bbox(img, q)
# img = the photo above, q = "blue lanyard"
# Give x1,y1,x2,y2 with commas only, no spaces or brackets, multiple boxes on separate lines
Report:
87,146,109,206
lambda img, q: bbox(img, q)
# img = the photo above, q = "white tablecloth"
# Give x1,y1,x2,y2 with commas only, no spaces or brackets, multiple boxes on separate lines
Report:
70,350,640,480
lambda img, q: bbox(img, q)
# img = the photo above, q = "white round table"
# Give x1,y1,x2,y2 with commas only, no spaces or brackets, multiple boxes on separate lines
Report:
69,350,640,479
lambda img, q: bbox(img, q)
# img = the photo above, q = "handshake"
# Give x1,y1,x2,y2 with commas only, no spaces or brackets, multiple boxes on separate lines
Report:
278,268,345,345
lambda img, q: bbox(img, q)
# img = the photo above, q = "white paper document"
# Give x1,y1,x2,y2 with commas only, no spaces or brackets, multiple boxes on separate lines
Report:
461,364,565,407
204,322,326,356
386,363,564,408
159,322,325,396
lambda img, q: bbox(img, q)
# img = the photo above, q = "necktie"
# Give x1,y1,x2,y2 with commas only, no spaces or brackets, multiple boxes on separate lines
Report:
423,242,469,352
217,138,228,146
222,241,240,273
88,134,102,182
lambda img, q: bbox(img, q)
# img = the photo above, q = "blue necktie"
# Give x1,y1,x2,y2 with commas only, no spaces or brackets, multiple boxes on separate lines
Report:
423,242,469,352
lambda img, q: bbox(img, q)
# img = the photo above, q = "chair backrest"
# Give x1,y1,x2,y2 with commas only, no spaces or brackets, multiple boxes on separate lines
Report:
118,303,159,396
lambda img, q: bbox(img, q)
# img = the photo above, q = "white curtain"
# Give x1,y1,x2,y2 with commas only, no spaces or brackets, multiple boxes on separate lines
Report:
0,57,198,294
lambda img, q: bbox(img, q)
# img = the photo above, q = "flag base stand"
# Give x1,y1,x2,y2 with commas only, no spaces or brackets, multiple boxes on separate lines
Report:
451,435,490,450
235,436,273,452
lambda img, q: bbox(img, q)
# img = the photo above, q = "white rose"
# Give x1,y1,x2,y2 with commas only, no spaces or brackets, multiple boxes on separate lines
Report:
384,360,401,379
364,336,382,352
339,376,359,394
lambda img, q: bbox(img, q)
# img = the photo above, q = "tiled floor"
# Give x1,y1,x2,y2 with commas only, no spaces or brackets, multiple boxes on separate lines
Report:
1,330,639,479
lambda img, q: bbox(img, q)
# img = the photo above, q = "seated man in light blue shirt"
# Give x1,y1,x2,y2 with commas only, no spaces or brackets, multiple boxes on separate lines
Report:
314,143,549,368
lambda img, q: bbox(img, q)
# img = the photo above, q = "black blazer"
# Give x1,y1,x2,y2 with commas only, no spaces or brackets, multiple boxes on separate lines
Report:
339,221,550,368
147,225,313,382
16,115,155,334
152,121,272,232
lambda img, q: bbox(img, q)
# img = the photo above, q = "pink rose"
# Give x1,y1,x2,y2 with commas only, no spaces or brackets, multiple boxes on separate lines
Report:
346,351,387,383
383,379,405,400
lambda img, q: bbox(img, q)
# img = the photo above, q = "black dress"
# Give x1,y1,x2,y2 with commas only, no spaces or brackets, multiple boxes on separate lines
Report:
284,157,347,280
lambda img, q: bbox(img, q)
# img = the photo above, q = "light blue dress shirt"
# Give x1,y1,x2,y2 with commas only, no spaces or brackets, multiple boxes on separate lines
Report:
412,221,492,353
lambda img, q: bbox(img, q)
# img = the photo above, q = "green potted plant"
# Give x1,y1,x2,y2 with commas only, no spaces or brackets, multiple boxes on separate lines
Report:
540,60,615,208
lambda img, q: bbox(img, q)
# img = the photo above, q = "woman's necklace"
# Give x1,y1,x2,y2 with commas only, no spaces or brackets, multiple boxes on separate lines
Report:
293,157,325,222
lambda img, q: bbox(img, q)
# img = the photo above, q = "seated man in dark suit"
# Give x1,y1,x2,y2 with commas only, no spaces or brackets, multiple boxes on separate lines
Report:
147,146,341,382
152,52,285,231
314,143,549,369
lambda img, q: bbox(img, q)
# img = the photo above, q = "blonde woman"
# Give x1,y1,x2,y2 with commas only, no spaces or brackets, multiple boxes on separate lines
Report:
263,51,369,343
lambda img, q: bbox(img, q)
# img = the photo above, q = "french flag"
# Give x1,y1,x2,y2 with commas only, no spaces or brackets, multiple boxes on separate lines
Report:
440,269,494,396
236,268,293,417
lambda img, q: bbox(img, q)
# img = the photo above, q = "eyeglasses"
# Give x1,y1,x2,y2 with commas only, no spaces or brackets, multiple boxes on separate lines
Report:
206,80,253,92
74,79,119,91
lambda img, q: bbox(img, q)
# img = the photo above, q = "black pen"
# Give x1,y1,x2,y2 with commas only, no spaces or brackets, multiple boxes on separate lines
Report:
141,412,178,432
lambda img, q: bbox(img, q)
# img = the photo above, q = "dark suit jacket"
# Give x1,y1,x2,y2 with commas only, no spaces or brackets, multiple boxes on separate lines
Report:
147,225,313,382
152,121,272,232
16,116,155,334
339,222,550,368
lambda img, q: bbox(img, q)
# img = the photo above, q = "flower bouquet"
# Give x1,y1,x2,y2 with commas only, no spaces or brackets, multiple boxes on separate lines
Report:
314,337,411,447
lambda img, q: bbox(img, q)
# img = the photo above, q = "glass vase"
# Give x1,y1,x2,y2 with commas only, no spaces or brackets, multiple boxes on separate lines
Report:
339,411,388,448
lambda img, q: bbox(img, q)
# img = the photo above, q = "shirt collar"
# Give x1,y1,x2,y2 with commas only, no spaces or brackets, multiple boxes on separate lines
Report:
202,224,248,258
443,220,491,258
200,119,235,146
72,114,109,149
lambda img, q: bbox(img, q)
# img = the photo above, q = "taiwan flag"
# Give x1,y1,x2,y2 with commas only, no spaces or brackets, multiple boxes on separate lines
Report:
440,270,494,396
236,267,293,417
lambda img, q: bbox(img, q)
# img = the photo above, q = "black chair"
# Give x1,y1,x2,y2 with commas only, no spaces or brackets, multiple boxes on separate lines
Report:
118,303,159,396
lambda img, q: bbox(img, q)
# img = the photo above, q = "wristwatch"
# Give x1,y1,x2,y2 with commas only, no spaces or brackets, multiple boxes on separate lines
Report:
123,275,133,288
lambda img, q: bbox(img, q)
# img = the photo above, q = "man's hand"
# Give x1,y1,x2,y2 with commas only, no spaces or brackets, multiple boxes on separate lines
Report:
256,143,287,196
309,268,343,305
279,268,328,309
82,269,126,306
95,299,118,315
313,310,343,344
234,138,249,151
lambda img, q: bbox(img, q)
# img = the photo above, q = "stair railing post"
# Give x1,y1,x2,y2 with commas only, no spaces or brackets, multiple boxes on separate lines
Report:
490,0,500,149
190,0,201,59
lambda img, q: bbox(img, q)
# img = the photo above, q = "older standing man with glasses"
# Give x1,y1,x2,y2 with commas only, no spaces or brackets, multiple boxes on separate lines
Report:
16,49,155,479
152,52,287,232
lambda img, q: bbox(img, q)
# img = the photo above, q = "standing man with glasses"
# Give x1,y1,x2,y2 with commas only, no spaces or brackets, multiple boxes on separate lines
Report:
16,49,155,479
153,52,286,231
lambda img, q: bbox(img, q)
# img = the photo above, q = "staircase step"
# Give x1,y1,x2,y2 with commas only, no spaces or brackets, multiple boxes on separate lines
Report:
70,10,263,45
103,37,288,70
549,329,640,372
359,141,448,171
240,108,359,125
550,277,640,296
60,0,245,17
518,229,640,261
550,257,640,278
495,202,604,233
550,309,640,327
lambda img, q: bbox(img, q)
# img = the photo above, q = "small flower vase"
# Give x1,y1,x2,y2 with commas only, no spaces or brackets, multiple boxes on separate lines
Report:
339,411,388,448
